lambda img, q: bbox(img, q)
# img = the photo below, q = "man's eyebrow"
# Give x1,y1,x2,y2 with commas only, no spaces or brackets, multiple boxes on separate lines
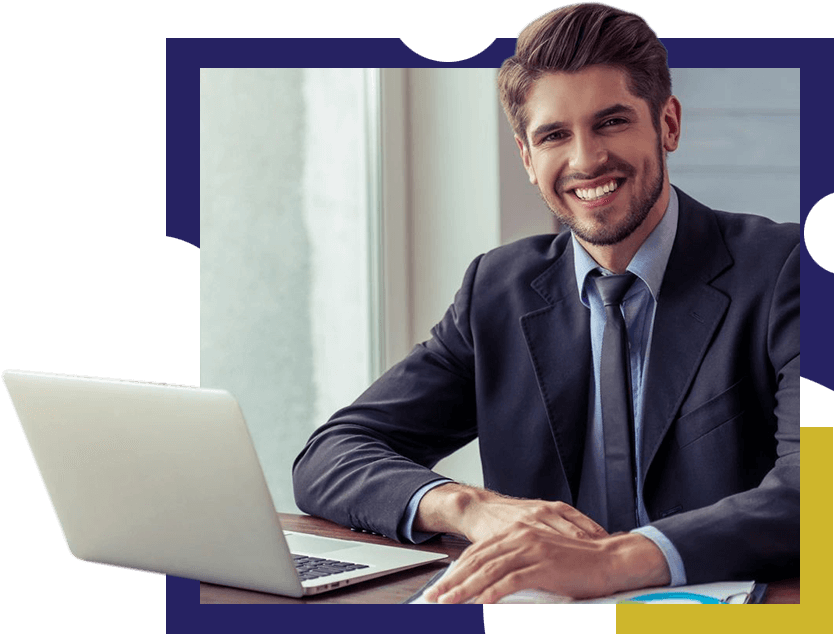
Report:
529,121,566,142
594,103,638,120
529,103,639,142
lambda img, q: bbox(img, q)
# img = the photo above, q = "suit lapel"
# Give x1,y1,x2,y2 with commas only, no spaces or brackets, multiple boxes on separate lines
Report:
517,192,733,502
640,189,733,481
520,239,591,504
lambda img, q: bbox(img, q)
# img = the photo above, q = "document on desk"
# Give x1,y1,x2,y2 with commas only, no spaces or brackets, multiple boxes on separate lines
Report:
408,563,760,604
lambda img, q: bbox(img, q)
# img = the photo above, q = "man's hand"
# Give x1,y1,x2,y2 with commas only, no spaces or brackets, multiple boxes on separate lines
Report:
461,493,609,544
423,528,670,604
414,483,608,544
414,484,670,603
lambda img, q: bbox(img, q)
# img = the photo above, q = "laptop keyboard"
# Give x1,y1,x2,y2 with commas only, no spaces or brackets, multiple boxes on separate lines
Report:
292,554,369,581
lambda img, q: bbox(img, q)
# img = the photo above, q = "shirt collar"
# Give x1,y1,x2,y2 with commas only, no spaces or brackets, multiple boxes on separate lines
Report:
572,186,679,307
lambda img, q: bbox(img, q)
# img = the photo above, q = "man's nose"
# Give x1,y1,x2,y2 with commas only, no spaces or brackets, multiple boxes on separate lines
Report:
569,133,608,175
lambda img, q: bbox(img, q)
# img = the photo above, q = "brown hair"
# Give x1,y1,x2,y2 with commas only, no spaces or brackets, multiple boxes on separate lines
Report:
498,3,671,145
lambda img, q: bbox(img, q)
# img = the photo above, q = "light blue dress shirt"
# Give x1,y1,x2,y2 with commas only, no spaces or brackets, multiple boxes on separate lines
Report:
398,189,686,586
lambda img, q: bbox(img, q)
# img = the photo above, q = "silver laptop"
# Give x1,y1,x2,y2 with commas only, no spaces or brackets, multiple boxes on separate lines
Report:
3,370,447,597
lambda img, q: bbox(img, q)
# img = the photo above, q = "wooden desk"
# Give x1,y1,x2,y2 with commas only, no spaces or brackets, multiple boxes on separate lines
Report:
199,513,799,604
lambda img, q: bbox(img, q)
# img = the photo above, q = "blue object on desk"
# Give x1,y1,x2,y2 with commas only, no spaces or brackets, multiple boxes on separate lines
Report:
623,592,723,604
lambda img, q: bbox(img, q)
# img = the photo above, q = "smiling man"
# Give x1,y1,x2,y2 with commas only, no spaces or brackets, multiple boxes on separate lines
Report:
293,3,799,603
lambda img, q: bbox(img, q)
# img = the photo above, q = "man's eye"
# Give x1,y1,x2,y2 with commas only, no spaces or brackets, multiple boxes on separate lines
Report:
543,131,567,142
601,118,627,127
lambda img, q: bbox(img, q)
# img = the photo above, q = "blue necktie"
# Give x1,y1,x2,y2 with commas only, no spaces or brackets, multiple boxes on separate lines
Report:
593,272,638,532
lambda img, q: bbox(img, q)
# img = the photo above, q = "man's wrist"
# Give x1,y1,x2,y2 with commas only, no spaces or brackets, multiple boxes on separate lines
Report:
413,482,492,538
602,532,672,595
631,526,687,586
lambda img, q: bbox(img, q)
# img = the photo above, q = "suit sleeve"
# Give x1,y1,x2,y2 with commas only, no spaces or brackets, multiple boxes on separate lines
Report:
649,242,800,583
292,256,482,541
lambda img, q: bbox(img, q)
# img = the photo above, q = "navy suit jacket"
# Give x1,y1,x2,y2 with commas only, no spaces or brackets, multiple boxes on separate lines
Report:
293,188,799,584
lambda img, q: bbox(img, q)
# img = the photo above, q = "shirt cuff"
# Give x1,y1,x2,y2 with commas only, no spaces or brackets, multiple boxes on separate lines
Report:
631,525,687,587
397,479,453,543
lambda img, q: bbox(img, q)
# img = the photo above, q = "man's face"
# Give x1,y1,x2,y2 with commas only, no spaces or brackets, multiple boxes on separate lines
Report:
517,66,679,248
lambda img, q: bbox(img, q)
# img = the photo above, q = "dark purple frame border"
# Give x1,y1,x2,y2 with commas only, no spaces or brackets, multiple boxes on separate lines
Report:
166,37,830,630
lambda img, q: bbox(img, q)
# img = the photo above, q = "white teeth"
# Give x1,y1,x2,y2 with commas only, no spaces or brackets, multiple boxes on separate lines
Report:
574,179,619,201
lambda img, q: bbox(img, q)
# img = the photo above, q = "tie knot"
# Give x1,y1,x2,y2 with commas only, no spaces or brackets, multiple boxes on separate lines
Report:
593,272,636,306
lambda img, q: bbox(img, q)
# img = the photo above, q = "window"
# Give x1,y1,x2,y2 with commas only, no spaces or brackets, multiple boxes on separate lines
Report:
200,68,378,512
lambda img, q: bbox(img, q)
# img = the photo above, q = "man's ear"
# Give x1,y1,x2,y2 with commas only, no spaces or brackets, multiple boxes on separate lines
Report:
661,96,682,153
515,135,538,185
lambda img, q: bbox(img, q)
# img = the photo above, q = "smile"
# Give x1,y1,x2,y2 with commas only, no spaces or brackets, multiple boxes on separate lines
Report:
573,179,620,201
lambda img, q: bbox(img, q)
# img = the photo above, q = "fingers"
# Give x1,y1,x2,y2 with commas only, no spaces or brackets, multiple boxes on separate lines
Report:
438,552,534,604
425,541,523,603
564,504,608,539
426,541,545,604
520,501,608,540
424,530,549,603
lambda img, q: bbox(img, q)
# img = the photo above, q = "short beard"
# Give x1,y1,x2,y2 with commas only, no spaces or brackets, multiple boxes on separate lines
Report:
546,141,665,246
